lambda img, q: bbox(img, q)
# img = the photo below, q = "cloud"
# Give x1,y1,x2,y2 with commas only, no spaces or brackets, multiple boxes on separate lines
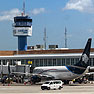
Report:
63,0,94,13
0,8,21,21
31,8,45,15
0,8,45,21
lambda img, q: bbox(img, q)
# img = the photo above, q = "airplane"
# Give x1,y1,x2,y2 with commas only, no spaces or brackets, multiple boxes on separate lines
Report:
32,38,92,84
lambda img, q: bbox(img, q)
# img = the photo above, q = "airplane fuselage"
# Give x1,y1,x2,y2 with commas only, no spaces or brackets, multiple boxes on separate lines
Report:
33,66,89,81
32,38,92,83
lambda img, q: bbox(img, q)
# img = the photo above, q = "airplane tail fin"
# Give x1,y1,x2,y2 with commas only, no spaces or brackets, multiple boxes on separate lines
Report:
75,38,92,68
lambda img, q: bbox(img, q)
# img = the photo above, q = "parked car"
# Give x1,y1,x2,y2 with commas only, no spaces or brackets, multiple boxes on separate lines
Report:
41,80,63,90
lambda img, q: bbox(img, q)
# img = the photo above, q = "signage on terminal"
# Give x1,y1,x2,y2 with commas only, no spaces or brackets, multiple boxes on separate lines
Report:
28,61,32,64
18,29,28,33
13,28,32,36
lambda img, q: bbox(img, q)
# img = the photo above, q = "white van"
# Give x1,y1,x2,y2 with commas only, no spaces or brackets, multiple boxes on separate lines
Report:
41,80,63,90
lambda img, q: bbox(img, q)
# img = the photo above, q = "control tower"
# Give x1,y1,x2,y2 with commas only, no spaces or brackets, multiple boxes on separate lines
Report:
13,3,32,51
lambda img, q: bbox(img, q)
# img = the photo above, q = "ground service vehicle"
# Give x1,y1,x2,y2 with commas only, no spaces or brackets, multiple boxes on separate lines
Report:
41,80,63,90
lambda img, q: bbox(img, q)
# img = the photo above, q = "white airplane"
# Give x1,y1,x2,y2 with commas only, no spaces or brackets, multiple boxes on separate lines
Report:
32,38,92,84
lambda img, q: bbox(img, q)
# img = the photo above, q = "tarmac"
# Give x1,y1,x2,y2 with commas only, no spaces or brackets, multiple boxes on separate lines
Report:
0,83,94,94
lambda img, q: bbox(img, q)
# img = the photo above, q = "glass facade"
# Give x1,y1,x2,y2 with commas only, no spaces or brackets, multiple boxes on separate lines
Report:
0,57,94,67
53,59,57,66
14,16,32,27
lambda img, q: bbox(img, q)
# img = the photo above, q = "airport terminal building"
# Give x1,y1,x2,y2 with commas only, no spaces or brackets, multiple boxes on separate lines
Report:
0,48,93,82
0,48,94,67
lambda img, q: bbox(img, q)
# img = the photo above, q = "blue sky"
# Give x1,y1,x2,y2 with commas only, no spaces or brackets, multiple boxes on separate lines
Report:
0,0,94,50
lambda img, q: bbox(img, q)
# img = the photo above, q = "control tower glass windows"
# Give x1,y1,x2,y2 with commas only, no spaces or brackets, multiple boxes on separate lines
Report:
14,16,32,27
15,21,32,27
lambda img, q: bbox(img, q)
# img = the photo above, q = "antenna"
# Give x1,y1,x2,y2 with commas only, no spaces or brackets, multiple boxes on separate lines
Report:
65,27,67,48
43,27,47,50
23,0,25,15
